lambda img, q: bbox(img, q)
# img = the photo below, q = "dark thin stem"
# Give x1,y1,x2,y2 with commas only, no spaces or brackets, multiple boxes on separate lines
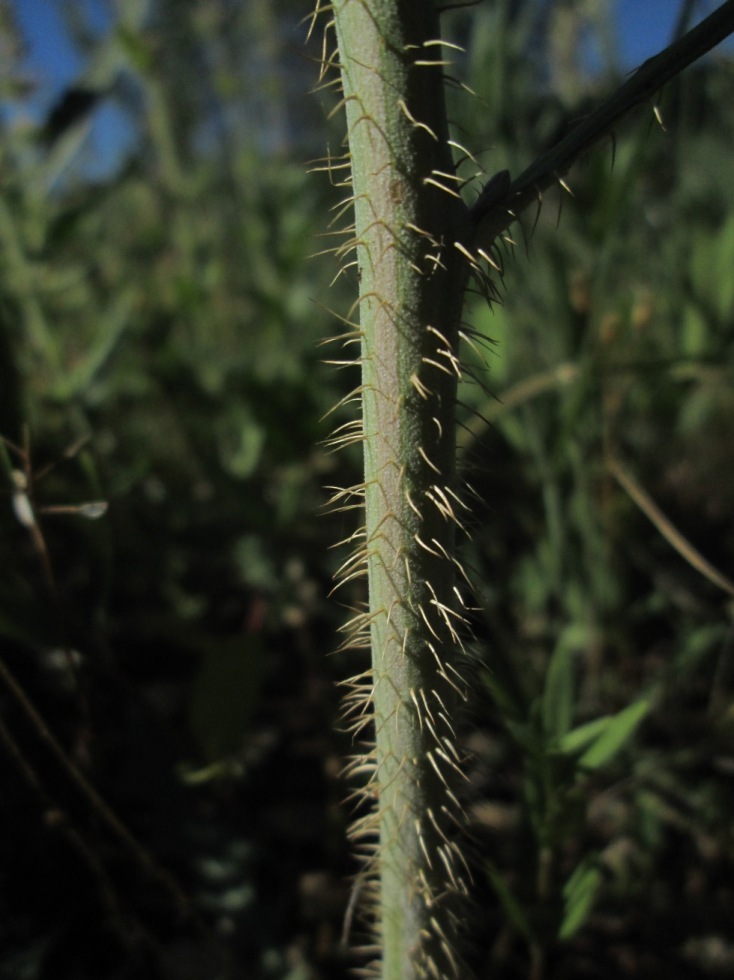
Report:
472,0,734,247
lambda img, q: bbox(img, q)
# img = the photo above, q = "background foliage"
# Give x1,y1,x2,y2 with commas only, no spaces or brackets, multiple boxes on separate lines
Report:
0,1,733,977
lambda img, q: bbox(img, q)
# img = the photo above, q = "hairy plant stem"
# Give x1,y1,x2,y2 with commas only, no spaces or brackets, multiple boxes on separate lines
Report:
325,2,734,975
332,1,472,975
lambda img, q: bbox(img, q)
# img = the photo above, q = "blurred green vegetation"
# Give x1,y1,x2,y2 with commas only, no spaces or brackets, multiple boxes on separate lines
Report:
0,1,733,978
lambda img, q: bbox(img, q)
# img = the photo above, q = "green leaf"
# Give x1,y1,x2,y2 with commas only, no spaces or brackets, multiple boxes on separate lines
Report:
559,854,602,940
576,699,650,770
542,644,575,741
559,714,613,756
542,625,591,741
680,303,709,357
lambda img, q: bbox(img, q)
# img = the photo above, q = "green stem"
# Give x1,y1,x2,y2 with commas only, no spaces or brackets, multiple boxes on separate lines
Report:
332,1,471,975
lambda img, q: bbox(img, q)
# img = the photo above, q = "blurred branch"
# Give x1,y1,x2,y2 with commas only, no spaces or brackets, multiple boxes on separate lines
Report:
457,361,579,457
471,0,734,247
609,456,734,599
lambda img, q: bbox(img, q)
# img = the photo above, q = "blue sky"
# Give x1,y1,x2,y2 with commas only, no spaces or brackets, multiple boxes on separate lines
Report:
616,0,720,64
11,0,127,177
8,0,730,178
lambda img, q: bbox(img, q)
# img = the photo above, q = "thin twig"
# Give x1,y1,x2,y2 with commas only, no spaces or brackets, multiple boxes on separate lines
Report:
608,456,734,599
472,0,734,246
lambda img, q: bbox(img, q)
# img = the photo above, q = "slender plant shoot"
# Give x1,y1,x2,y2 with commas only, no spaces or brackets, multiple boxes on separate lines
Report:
316,1,485,975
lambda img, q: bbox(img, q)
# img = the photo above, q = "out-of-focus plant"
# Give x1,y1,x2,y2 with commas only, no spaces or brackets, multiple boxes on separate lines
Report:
0,2,354,977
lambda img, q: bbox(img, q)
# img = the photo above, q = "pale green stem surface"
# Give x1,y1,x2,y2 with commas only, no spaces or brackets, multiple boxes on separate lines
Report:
333,1,472,976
